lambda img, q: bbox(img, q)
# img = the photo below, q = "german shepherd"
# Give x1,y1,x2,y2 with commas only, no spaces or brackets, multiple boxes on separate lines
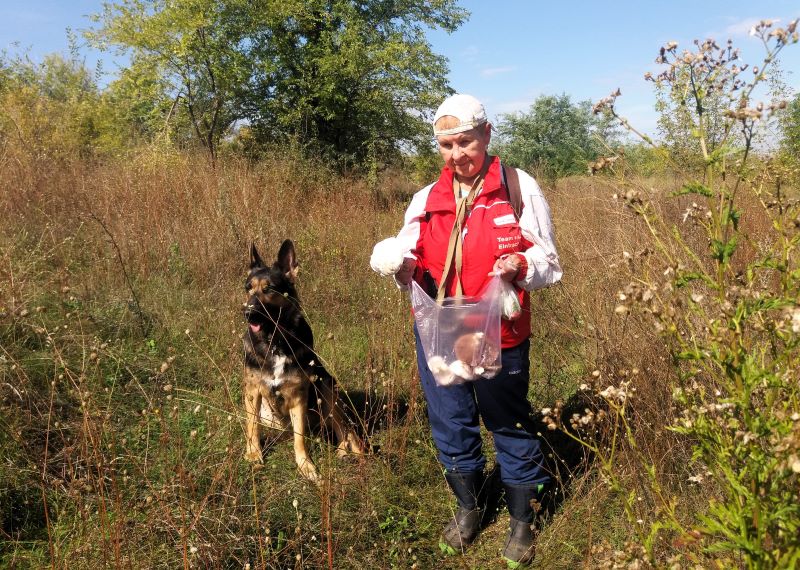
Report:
242,240,364,481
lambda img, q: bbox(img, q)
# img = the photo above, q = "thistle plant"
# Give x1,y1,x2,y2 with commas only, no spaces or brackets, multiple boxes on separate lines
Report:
585,19,800,567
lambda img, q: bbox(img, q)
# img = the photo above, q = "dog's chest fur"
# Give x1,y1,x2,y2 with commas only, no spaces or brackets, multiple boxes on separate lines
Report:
266,354,289,388
244,332,310,402
261,353,308,394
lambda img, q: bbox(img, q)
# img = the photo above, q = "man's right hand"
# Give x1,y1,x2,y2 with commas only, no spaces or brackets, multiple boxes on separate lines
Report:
395,258,416,286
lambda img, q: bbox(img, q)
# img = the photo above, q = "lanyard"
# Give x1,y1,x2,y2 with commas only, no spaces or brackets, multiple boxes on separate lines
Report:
436,159,490,303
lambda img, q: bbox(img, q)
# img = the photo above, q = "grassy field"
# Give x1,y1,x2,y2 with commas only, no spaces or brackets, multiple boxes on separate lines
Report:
0,147,786,569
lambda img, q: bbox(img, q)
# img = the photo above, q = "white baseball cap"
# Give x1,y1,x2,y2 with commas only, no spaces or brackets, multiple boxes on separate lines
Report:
433,94,488,136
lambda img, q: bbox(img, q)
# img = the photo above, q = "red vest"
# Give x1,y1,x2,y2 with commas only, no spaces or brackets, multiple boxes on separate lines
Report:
414,156,532,348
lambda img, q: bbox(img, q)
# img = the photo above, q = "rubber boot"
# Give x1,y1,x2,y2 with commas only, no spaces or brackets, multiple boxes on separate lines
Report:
439,471,484,555
502,483,539,568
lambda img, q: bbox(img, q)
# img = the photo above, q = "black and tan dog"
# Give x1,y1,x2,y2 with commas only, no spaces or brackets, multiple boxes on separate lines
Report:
242,240,363,481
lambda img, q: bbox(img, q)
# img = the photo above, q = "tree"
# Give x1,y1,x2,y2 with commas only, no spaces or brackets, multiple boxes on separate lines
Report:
779,92,800,160
91,65,173,153
88,0,260,162
654,68,733,168
87,0,466,167
494,93,612,184
245,0,465,168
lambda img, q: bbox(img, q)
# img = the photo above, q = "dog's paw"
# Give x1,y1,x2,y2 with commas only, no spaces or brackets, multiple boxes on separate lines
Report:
336,437,366,458
297,460,320,483
244,449,264,463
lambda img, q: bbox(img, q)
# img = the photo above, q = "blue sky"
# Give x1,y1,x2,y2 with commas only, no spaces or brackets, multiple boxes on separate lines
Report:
2,0,799,138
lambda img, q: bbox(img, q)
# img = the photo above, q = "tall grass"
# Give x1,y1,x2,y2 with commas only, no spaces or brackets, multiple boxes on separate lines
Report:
2,104,797,568
0,138,678,569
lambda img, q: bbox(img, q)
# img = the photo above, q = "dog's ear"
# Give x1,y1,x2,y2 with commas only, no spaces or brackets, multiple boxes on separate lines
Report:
250,243,265,269
276,239,298,281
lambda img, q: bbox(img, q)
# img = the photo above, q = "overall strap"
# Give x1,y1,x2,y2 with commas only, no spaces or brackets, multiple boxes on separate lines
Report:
436,161,490,303
502,165,523,220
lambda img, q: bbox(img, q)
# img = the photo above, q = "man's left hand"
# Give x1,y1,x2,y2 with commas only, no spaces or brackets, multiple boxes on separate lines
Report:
489,254,523,282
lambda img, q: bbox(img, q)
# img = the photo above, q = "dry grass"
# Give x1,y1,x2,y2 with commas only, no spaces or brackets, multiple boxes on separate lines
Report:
1,146,780,568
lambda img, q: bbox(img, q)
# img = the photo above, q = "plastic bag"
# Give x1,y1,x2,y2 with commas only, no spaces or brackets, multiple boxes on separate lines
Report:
411,276,503,386
499,279,522,320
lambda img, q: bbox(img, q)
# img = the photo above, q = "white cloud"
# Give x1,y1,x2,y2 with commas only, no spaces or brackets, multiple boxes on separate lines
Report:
722,17,780,38
480,66,515,78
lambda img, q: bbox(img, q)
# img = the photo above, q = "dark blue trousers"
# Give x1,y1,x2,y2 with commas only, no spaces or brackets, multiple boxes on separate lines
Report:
415,327,550,487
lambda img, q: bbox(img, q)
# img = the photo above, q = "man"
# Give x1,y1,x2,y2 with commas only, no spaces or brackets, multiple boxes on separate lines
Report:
374,93,563,566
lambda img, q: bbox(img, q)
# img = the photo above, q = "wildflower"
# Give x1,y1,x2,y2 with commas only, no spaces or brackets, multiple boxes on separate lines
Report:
600,385,627,403
791,308,800,333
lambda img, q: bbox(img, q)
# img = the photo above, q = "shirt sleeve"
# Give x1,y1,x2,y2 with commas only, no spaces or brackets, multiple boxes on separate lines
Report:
392,183,434,290
512,169,563,291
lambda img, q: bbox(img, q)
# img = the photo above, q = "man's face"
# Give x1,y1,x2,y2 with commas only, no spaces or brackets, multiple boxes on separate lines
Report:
436,122,491,181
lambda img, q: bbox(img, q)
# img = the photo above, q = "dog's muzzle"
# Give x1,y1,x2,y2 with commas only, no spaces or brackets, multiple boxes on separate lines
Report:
243,300,263,332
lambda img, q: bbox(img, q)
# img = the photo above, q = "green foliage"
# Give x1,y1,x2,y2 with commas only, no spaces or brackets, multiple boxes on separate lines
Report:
653,65,734,169
618,142,670,177
88,0,259,161
591,20,800,567
248,0,466,168
672,181,713,198
0,52,102,158
91,66,174,153
87,0,466,168
778,92,800,172
407,143,443,185
494,93,615,185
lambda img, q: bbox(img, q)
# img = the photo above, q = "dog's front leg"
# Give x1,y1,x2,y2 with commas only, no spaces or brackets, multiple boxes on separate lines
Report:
288,400,319,482
243,378,263,463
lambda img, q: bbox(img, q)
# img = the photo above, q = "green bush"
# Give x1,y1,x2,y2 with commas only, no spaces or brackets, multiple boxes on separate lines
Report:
583,20,800,567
